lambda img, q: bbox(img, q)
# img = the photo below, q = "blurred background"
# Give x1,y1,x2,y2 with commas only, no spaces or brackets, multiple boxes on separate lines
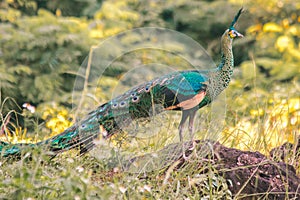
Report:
0,0,299,153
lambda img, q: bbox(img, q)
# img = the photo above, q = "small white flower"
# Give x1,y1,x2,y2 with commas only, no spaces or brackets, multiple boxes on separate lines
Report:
143,185,151,192
113,167,119,173
109,183,116,189
74,195,80,200
66,158,74,163
76,166,84,173
22,103,36,113
119,186,127,194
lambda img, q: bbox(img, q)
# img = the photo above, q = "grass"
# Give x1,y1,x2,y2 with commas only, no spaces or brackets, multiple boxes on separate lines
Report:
0,91,299,199
0,66,299,199
0,146,233,199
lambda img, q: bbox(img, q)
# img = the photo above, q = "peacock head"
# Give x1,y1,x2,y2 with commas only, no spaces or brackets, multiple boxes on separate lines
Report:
228,28,243,39
227,8,244,39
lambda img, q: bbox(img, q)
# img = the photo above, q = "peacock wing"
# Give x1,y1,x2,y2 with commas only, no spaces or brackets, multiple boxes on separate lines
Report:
158,71,209,110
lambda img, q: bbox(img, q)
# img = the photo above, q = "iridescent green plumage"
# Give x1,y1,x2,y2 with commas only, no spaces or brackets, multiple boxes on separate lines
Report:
0,8,244,158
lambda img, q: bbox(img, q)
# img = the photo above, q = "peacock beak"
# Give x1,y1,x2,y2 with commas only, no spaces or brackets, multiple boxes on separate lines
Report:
236,31,244,38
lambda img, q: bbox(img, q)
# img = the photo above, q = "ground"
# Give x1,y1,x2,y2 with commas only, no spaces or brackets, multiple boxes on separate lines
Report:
125,140,300,199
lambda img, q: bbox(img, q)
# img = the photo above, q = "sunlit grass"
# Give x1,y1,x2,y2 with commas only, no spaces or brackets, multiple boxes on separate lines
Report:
221,97,299,155
0,103,73,144
1,88,299,199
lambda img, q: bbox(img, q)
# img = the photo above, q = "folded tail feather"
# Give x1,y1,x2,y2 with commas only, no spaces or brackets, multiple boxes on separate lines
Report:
0,108,103,158
0,141,36,157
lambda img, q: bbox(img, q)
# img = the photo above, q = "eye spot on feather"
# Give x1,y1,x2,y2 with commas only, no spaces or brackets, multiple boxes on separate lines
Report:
145,85,151,92
119,101,127,107
130,92,137,97
132,96,139,102
165,80,170,85
112,103,118,109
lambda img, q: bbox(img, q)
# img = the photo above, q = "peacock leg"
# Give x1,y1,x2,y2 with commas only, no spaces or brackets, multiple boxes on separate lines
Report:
188,109,197,150
178,110,189,159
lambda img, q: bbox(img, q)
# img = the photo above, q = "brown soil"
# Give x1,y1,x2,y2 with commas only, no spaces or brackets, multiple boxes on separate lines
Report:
126,140,300,199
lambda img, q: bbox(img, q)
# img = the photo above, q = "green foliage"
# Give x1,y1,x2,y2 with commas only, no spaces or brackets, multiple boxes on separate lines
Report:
0,148,232,199
0,9,94,112
243,10,300,83
45,0,103,17
0,153,100,199
0,0,300,198
0,0,103,17
0,0,37,17
222,1,300,130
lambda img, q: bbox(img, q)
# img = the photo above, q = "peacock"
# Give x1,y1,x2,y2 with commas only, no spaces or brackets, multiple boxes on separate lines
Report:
0,8,244,159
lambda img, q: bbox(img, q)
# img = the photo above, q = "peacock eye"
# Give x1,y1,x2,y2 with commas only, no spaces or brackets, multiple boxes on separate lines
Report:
145,85,151,92
132,96,139,102
119,101,126,107
130,92,136,97
112,103,118,108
